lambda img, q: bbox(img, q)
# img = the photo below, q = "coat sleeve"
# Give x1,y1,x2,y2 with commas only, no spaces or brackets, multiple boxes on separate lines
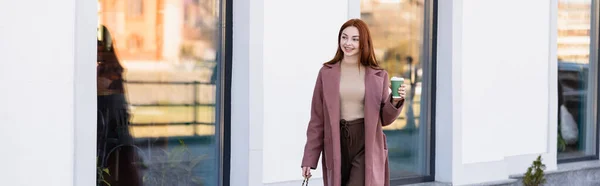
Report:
301,69,325,169
380,71,404,126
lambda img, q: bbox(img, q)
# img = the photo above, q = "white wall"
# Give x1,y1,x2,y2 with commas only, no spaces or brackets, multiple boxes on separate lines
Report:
0,0,77,185
461,0,550,163
436,0,558,185
262,0,348,184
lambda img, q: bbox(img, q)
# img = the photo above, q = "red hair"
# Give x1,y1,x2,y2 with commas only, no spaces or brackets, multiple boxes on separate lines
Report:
325,19,380,69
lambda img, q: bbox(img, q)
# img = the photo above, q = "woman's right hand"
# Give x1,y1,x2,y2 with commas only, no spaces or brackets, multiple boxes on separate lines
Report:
302,167,312,179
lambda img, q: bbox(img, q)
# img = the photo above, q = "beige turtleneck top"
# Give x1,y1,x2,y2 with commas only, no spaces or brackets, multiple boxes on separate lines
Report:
339,62,365,120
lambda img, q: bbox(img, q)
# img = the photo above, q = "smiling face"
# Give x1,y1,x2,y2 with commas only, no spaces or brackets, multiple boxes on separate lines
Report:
326,19,380,68
340,26,360,58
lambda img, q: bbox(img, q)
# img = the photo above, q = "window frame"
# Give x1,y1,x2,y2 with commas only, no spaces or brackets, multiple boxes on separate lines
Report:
74,0,232,185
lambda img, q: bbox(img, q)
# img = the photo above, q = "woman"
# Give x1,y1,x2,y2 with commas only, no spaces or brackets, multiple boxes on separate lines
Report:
97,25,142,186
301,19,406,186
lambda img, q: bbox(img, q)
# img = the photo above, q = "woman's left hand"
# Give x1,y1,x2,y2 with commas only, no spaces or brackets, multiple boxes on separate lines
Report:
392,84,407,104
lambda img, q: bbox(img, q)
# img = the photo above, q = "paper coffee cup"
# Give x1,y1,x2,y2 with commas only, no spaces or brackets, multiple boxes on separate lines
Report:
390,77,404,98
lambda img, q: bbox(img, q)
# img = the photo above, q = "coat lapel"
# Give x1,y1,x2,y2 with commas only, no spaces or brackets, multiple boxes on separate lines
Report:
365,67,384,115
322,62,341,130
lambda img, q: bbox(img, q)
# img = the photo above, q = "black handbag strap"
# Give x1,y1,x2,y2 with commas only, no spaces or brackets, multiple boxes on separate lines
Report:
301,177,309,186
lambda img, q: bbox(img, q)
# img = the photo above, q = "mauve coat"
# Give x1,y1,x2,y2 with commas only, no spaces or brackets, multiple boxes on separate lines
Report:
301,62,404,186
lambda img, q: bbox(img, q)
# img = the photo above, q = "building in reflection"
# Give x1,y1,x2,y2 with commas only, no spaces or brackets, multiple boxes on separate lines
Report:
98,0,218,63
558,1,591,63
97,0,220,139
360,0,424,77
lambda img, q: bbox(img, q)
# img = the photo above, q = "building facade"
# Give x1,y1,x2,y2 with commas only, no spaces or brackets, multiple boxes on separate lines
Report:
0,0,599,185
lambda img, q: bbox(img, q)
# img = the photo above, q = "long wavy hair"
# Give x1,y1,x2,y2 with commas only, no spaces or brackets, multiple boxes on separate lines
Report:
325,19,381,69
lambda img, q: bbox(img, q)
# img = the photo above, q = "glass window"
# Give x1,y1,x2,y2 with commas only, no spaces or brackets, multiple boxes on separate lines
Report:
557,0,598,161
96,0,226,185
361,0,435,183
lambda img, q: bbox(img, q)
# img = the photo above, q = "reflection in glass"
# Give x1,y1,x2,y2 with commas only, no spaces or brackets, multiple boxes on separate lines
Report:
96,0,222,185
361,0,430,179
557,0,597,160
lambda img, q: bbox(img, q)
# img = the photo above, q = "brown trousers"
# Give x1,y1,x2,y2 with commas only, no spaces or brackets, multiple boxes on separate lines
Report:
340,118,365,186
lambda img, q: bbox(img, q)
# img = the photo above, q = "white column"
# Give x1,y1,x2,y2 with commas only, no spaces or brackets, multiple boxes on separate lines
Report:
231,0,264,185
435,0,462,182
74,0,99,185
